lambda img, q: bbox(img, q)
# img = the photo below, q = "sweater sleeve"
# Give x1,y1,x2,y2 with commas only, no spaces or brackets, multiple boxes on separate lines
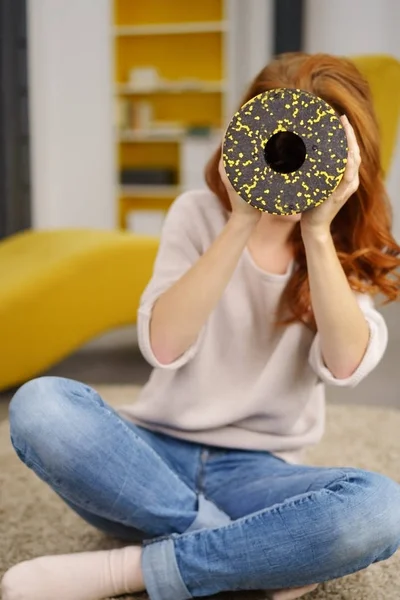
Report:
308,292,388,388
137,192,208,370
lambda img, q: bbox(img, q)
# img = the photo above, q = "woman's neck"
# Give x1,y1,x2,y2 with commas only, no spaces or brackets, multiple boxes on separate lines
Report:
250,214,298,248
246,214,298,275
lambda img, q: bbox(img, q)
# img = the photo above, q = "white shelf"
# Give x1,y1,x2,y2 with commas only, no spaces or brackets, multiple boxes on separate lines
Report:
120,185,181,198
118,128,220,143
117,80,226,95
118,129,185,143
115,21,228,36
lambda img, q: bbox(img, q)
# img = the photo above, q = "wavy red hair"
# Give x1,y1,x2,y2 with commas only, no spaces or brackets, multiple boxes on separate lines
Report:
205,52,400,328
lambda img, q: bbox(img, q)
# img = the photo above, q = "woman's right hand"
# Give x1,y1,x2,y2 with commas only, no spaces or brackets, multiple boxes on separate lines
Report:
218,158,262,224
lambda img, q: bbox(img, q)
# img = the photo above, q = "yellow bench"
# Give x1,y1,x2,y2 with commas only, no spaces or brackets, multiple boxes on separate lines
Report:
0,230,159,390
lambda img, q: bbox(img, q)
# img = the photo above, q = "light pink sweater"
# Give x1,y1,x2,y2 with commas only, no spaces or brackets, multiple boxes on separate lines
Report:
119,190,388,463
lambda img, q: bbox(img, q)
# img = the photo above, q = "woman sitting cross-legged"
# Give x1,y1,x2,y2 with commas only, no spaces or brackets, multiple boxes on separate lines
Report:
3,52,400,600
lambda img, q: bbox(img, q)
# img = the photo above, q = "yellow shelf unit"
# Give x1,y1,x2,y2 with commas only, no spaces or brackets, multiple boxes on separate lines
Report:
113,0,229,233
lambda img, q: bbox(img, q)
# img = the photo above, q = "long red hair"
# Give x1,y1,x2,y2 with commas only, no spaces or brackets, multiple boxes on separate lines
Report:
205,52,400,328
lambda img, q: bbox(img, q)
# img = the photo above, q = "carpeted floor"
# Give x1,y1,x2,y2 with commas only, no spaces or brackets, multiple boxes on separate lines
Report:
1,385,399,599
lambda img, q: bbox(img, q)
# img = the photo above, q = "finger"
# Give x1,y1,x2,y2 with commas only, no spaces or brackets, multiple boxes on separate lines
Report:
340,117,362,184
341,115,361,163
340,115,360,153
342,150,359,185
218,157,226,177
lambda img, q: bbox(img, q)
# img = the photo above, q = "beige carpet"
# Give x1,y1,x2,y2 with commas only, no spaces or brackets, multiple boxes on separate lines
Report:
1,385,399,600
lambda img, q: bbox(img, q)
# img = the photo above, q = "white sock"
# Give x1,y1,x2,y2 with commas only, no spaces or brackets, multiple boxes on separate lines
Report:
1,546,144,600
1,548,318,600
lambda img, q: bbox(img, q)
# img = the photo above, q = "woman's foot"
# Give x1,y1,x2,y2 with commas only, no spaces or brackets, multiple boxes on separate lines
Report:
269,584,318,600
1,546,145,600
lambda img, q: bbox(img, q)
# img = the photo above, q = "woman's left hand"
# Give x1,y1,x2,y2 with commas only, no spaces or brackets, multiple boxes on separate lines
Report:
300,115,361,235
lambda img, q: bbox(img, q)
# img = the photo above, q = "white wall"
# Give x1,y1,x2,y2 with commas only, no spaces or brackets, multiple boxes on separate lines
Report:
304,0,400,241
225,0,274,122
28,0,116,229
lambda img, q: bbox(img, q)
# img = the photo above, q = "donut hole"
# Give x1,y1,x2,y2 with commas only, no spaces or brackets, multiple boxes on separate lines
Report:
264,131,306,174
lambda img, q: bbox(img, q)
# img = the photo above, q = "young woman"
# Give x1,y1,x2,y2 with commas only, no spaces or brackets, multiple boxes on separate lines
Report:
3,52,400,600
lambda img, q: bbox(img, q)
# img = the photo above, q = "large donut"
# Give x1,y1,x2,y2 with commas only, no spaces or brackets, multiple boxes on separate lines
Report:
222,88,348,215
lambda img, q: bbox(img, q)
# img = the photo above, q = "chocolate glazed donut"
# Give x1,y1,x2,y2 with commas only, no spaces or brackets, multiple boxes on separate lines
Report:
222,88,348,215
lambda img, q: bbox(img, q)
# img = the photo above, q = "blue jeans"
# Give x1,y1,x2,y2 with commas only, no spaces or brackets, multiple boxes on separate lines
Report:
9,377,400,600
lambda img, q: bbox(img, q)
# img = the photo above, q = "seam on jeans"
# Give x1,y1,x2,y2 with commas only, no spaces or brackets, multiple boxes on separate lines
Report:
192,447,234,516
197,448,208,493
144,470,351,546
10,436,26,464
12,438,70,491
193,448,203,495
11,435,41,473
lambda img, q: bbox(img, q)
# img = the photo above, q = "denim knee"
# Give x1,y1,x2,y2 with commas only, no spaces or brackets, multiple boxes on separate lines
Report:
330,468,400,567
9,376,98,469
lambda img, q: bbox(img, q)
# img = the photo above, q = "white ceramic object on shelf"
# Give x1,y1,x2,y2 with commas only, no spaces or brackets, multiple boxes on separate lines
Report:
129,67,160,92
